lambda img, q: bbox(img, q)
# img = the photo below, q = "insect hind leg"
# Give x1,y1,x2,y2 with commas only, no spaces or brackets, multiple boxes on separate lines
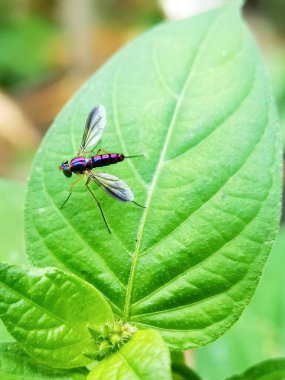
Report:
85,178,111,234
132,200,146,209
60,175,83,209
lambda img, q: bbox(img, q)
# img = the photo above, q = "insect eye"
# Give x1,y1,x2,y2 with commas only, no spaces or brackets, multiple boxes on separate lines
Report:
63,170,72,178
62,165,72,177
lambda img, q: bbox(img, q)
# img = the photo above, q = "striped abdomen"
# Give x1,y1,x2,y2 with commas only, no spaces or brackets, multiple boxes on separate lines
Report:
69,156,92,173
91,153,125,168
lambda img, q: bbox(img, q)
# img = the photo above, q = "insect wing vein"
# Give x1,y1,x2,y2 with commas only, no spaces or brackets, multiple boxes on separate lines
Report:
88,172,134,202
80,105,106,154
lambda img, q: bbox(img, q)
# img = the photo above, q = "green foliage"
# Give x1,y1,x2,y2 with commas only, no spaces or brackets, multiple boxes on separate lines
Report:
0,15,56,87
195,225,285,379
87,329,171,380
0,179,27,343
0,264,114,368
0,343,88,379
227,357,285,380
24,0,282,352
172,363,202,380
171,352,202,380
0,179,27,265
267,51,285,150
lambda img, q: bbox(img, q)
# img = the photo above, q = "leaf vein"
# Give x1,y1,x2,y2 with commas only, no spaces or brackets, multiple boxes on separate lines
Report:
140,68,259,257
131,113,272,309
0,277,85,335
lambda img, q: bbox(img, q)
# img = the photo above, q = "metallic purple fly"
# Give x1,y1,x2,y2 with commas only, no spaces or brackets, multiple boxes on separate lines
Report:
59,105,143,233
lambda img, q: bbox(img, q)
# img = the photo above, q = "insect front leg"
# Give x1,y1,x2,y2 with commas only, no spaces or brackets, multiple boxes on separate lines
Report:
60,175,84,209
85,177,111,234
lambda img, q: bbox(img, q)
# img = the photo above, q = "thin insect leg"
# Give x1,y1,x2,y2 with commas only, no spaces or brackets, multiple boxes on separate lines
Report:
85,178,111,234
60,175,83,209
132,200,146,209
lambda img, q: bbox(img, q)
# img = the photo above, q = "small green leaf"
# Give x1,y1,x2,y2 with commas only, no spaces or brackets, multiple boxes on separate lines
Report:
0,342,88,379
87,329,171,380
0,264,114,368
227,358,285,380
25,1,282,350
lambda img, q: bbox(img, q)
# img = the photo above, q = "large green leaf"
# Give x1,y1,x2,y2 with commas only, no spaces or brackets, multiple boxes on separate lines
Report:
195,225,285,380
87,329,171,380
25,1,282,349
0,343,87,379
227,358,285,380
0,264,114,368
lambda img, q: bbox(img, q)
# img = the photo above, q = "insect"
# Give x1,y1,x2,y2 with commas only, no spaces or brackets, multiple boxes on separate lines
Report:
59,105,144,233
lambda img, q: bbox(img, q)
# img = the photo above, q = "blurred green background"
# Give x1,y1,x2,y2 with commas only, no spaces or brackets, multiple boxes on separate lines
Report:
0,1,284,379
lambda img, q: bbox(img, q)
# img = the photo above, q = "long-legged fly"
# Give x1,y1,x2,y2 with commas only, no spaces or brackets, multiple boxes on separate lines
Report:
59,105,144,233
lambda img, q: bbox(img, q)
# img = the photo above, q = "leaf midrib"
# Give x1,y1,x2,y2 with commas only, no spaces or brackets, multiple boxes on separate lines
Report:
122,10,223,321
139,54,254,258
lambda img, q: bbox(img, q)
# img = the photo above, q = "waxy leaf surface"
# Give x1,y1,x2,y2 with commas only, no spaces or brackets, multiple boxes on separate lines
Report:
0,264,114,368
0,343,87,379
25,2,282,349
88,329,171,380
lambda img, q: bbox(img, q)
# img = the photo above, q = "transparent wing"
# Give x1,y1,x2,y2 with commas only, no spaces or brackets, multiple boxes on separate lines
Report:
79,105,106,154
87,172,134,202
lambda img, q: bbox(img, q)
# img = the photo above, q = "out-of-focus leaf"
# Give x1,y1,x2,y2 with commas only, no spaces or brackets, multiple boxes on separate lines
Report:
0,342,88,379
0,179,27,343
0,179,27,265
171,351,202,380
266,51,285,150
172,363,202,380
0,16,56,87
87,329,171,380
227,357,285,380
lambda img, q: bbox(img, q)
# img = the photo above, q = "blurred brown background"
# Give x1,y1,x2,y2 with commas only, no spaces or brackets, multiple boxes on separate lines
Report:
0,0,284,203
